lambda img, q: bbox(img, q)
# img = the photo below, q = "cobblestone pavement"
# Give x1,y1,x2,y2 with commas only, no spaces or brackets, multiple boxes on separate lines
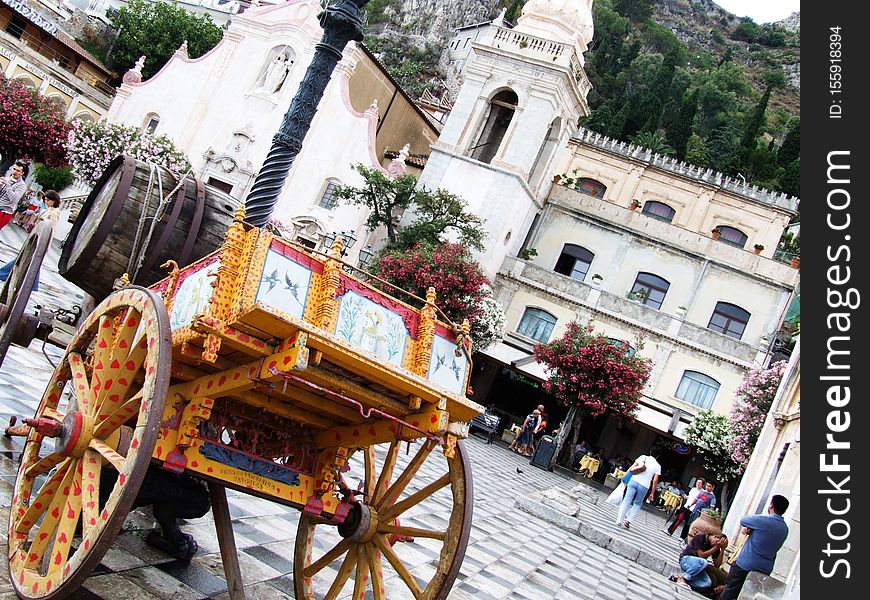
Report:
0,225,701,599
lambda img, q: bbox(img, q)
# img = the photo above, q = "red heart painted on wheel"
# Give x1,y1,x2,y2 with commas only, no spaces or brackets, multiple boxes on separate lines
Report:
51,507,60,519
67,508,75,519
131,439,139,449
125,360,136,371
118,378,128,387
58,532,68,544
119,474,126,486
110,359,120,369
119,339,128,349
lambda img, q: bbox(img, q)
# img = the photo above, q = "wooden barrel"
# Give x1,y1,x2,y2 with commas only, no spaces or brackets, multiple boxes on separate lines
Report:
59,155,240,300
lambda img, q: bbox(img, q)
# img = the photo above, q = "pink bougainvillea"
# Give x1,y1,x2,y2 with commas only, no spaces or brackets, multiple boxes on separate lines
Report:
0,74,71,169
533,321,652,417
728,360,788,469
372,242,490,327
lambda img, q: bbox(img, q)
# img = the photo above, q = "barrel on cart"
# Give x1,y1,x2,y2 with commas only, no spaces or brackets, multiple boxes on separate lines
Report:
6,193,483,599
58,155,240,300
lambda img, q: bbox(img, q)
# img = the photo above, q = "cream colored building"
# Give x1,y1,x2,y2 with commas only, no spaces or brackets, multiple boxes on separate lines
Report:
475,128,799,478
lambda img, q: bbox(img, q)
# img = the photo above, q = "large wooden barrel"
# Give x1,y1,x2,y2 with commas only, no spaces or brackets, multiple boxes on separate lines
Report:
59,155,240,300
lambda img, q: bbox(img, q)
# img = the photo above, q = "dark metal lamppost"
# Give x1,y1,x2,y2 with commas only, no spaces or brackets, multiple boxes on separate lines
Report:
244,0,371,227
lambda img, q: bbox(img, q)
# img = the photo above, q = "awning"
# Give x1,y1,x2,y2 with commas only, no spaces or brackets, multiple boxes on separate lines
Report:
480,342,550,382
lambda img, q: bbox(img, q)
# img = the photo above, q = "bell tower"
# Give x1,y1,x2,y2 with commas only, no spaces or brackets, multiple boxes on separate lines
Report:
417,0,595,277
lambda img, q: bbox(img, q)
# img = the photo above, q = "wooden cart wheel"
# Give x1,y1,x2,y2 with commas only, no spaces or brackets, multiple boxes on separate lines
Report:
295,438,473,600
0,223,55,367
6,286,171,599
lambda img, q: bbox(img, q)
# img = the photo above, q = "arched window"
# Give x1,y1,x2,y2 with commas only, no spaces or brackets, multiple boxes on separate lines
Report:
708,301,750,339
575,178,607,198
517,307,557,343
72,112,95,123
676,371,720,409
606,338,637,357
529,117,561,186
470,90,518,164
714,225,748,248
318,180,340,209
14,75,37,89
554,244,594,281
641,200,676,223
142,113,160,134
47,95,68,110
630,272,670,309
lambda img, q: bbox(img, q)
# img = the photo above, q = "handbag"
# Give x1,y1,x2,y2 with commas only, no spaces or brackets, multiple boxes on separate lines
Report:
621,471,633,484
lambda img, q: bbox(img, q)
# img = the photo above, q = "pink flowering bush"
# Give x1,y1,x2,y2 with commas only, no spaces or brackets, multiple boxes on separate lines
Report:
372,242,489,327
67,120,191,185
533,322,652,417
0,74,71,170
729,360,787,469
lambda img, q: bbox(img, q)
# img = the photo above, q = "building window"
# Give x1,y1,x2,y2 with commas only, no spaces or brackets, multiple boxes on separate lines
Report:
708,301,750,339
714,225,748,248
641,200,676,223
318,181,340,209
606,338,637,357
470,90,518,164
630,272,670,309
554,244,594,281
143,114,160,134
207,177,234,194
575,178,607,198
517,308,557,343
676,371,720,409
5,15,27,39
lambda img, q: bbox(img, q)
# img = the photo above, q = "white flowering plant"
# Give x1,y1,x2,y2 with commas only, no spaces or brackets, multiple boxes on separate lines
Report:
67,120,192,186
684,410,741,483
469,290,505,353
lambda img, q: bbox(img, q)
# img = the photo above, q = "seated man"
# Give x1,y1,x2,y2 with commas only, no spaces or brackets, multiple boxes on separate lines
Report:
670,532,729,596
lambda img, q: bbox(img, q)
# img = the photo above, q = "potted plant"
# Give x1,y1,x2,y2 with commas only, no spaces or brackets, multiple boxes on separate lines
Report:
629,198,641,211
790,256,800,268
552,174,562,184
688,507,724,538
590,273,604,286
753,243,764,254
675,305,687,318
519,248,538,260
711,228,722,240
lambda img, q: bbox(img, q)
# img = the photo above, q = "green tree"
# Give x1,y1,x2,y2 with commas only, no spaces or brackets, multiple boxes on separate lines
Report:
504,0,525,23
684,133,709,167
614,0,653,23
739,80,776,157
731,20,761,43
707,124,740,172
630,130,674,156
778,159,800,197
334,163,486,252
683,411,743,514
776,119,800,167
33,165,75,192
107,0,224,78
666,90,698,159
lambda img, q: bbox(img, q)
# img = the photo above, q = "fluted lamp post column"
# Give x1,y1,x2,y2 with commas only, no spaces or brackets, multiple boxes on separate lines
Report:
244,0,371,227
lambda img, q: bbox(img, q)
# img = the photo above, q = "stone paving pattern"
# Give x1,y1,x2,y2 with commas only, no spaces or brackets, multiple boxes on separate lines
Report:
0,225,703,599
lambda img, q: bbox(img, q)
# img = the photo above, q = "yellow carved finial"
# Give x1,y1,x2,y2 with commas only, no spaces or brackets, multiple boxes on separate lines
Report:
112,272,131,291
233,205,246,224
329,237,344,259
426,286,437,305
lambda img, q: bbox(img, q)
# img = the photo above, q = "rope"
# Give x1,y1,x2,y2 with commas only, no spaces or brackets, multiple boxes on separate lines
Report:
127,162,193,282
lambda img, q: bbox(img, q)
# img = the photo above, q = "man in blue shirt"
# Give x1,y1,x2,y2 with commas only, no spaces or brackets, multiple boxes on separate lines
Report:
719,494,790,600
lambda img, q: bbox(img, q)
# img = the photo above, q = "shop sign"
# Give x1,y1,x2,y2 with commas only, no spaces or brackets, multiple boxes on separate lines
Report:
2,0,59,36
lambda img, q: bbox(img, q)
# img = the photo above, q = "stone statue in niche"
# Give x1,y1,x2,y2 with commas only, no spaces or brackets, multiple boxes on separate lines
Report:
255,51,293,94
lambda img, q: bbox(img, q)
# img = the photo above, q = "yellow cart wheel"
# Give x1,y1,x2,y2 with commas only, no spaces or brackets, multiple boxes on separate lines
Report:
7,287,171,599
294,438,473,600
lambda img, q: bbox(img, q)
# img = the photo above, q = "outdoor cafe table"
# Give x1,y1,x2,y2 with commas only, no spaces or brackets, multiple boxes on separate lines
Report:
662,490,683,512
578,454,600,478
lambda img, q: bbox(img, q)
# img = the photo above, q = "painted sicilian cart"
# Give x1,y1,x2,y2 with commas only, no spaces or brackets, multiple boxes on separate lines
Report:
7,207,483,600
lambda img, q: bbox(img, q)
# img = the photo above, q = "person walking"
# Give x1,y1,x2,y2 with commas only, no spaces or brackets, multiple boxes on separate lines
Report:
0,162,29,231
614,445,662,529
718,495,790,600
510,407,541,456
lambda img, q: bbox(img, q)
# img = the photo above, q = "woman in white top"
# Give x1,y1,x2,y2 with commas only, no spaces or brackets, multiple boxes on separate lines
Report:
665,477,705,535
615,445,663,529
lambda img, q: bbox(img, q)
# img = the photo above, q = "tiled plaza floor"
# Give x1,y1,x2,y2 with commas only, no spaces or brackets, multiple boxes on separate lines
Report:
0,224,702,599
